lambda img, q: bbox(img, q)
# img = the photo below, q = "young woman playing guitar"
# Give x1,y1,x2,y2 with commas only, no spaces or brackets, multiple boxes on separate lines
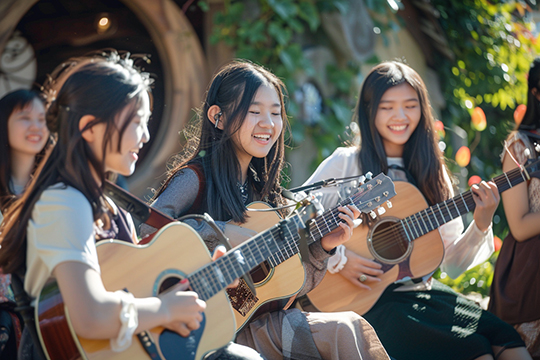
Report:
0,51,261,360
141,60,389,360
304,60,531,360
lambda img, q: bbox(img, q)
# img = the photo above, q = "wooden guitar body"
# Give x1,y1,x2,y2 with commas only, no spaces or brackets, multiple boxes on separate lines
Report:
36,222,235,360
230,202,306,332
307,182,445,315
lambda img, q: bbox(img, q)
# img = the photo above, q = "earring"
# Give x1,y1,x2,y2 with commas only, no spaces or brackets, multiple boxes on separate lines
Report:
214,112,222,129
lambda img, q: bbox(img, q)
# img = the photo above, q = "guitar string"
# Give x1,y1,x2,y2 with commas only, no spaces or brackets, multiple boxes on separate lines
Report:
364,166,525,252
308,166,524,253
190,167,528,294
190,222,300,297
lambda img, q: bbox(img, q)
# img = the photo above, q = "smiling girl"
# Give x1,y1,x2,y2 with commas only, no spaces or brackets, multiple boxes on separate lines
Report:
0,89,49,212
141,61,389,360
304,61,530,360
0,51,244,360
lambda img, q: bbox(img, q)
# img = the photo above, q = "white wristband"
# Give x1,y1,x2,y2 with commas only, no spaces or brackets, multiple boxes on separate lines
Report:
110,290,138,352
327,245,348,274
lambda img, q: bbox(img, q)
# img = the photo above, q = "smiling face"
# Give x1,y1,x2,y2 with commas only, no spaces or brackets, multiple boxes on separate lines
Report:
87,91,151,177
374,82,421,157
106,91,151,176
232,83,283,168
7,98,49,159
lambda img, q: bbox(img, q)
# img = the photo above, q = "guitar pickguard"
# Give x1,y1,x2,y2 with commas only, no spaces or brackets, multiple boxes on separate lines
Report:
160,315,206,360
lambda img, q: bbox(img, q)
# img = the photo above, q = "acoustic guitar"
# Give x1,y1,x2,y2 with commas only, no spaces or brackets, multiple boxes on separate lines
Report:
307,159,540,315
35,173,393,359
36,218,304,360
230,173,396,331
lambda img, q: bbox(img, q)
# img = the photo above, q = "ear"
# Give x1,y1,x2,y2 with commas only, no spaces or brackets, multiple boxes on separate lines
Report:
207,105,224,130
79,115,98,143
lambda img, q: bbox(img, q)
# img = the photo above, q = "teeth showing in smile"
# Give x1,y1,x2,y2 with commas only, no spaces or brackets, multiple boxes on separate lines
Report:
27,135,42,142
389,125,407,131
254,134,271,140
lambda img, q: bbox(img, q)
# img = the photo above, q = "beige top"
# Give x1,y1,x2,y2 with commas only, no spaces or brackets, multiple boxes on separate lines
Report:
25,184,100,298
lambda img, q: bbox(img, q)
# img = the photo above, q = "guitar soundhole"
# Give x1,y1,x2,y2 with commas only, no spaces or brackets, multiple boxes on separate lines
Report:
371,220,410,262
159,277,182,293
250,261,271,283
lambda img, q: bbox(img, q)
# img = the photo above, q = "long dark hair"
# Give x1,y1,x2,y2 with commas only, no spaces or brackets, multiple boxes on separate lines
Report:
517,57,540,131
155,61,288,222
0,50,152,274
0,89,48,210
355,60,451,205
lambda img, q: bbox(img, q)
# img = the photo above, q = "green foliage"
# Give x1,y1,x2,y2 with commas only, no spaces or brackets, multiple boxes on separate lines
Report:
434,253,498,297
426,0,539,295
205,0,383,173
430,0,540,236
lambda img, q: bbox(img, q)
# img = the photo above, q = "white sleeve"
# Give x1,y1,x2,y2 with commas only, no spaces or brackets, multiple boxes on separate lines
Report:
438,171,494,278
439,219,494,279
25,186,100,297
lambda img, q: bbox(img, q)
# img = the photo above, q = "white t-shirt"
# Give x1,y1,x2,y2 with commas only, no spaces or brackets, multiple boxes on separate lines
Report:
25,184,100,298
304,146,494,290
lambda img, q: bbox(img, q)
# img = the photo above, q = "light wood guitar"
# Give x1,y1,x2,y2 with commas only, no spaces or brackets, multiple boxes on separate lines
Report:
230,173,396,332
307,159,540,315
35,217,306,360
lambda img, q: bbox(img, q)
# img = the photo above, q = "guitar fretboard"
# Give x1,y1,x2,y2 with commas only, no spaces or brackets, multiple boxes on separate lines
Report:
308,176,392,244
185,173,394,301
398,166,528,241
187,216,304,301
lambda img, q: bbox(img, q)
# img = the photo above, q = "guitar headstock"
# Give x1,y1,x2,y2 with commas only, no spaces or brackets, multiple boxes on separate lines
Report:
352,172,396,214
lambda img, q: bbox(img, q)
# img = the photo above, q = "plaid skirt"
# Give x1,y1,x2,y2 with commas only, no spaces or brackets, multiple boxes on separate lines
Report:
363,280,525,360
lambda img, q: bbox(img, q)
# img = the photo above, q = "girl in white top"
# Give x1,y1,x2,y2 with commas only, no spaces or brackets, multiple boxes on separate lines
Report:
304,61,530,360
0,51,261,360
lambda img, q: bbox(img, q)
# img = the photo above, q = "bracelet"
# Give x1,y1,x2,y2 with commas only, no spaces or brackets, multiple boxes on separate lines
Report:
327,245,348,274
110,290,138,352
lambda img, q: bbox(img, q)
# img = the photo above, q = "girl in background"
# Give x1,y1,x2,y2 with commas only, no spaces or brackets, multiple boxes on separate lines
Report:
304,60,530,360
489,57,540,360
0,51,258,360
141,60,389,360
0,89,49,360
0,89,49,212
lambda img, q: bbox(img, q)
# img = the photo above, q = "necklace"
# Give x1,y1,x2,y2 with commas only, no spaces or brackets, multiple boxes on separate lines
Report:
237,179,249,204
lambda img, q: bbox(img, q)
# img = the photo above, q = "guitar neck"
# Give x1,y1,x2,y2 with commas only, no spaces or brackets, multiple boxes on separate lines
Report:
187,216,303,301
188,173,395,298
308,177,391,243
401,166,529,241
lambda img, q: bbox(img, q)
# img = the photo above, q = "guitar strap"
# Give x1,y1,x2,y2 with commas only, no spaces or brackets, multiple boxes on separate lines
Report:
10,273,47,360
104,180,174,227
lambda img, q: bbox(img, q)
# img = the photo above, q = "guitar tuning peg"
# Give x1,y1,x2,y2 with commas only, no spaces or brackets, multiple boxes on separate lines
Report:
377,207,386,215
365,172,373,180
358,175,366,185
369,211,377,219
386,200,393,208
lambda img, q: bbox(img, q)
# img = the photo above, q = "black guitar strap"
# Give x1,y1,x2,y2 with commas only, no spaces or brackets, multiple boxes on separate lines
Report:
11,273,47,360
